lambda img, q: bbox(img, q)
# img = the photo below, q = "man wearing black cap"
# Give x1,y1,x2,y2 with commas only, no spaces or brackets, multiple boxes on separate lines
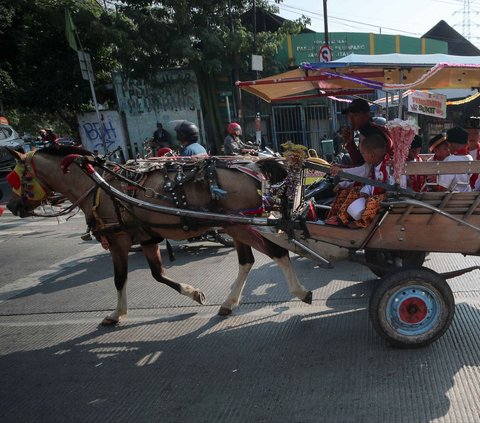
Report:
340,98,393,165
437,127,473,192
466,116,480,188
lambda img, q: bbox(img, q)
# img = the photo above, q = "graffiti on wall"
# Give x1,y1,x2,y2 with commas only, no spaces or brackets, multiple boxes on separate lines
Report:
113,70,201,116
112,69,205,152
77,111,127,155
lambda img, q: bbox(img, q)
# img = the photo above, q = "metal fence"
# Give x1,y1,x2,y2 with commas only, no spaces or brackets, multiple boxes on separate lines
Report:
271,103,330,152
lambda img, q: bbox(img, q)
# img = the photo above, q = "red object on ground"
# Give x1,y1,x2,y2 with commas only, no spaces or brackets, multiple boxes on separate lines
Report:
0,206,5,217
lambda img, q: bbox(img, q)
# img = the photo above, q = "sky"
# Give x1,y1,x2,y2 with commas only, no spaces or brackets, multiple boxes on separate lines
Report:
271,0,480,47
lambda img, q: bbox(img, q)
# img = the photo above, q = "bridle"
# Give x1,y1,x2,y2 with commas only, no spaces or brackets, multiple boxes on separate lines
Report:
10,150,95,218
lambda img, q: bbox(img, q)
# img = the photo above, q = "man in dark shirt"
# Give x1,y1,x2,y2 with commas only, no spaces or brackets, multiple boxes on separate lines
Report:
153,122,172,148
340,99,393,165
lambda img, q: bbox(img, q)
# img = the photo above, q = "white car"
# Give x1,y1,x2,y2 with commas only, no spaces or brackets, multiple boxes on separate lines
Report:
0,124,24,172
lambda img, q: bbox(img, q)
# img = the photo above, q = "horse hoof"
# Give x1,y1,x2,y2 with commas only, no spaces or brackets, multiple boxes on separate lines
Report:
218,306,232,316
194,291,206,305
302,291,313,305
101,316,119,326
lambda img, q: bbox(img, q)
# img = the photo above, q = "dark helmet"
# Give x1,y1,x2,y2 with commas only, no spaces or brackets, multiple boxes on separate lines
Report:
175,120,199,143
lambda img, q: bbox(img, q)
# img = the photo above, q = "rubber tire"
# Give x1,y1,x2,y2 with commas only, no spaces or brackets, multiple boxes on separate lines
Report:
364,250,427,277
369,267,455,349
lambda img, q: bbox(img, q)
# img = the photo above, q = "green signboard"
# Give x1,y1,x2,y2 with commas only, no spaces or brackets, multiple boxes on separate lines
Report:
277,32,448,67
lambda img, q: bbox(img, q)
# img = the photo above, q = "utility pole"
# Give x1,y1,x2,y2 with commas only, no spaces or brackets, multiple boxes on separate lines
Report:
253,0,262,144
323,0,329,45
229,0,244,129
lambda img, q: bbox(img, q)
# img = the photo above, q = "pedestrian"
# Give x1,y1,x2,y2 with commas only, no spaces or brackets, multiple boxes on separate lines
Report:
152,122,172,148
42,128,58,144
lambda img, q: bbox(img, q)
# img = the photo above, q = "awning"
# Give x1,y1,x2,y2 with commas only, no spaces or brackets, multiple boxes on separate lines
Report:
237,68,374,103
237,53,480,102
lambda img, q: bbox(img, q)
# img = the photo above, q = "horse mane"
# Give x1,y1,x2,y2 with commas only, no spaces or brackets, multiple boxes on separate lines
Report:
256,158,288,184
37,145,92,157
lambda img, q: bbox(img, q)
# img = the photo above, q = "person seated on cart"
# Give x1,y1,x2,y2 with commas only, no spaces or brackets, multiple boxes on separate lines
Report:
402,135,427,192
436,127,473,192
340,99,394,166
325,132,400,228
466,116,480,189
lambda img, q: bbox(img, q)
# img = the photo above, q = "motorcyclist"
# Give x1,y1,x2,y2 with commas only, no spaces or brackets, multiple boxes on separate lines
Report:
175,121,208,158
223,122,256,155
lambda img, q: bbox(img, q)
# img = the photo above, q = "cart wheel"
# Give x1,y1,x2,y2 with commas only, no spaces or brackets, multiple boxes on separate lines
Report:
369,267,454,348
364,250,427,277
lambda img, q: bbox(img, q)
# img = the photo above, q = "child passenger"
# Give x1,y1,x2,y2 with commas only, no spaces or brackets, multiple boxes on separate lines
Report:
403,135,427,192
438,127,473,192
326,132,400,227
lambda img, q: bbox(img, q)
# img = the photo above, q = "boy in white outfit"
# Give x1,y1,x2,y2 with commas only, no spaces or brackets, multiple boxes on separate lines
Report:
438,127,473,192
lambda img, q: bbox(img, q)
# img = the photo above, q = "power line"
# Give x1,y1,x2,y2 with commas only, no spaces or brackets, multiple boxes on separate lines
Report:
272,0,480,46
274,3,422,35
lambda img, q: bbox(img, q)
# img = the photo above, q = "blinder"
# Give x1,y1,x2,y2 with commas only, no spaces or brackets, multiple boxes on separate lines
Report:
6,153,48,203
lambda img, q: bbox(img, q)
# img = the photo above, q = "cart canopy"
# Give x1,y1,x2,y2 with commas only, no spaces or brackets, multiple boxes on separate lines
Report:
237,53,480,102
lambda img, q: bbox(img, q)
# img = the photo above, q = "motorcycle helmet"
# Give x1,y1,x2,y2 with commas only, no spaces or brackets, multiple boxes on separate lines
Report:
175,121,199,143
156,147,173,157
227,122,241,135
372,116,386,126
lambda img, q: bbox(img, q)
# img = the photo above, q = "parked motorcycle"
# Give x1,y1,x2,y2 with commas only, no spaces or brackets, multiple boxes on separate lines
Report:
187,229,234,248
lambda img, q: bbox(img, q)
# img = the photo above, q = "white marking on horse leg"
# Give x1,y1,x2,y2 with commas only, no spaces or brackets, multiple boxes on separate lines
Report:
274,255,312,303
219,263,253,315
102,285,127,325
179,283,206,304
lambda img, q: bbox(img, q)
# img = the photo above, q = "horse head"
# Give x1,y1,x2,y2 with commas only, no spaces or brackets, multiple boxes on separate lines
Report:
5,147,48,217
5,145,92,217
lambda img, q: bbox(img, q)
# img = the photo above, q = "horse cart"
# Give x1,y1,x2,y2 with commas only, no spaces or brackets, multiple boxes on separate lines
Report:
234,53,480,348
6,54,480,349
49,144,477,350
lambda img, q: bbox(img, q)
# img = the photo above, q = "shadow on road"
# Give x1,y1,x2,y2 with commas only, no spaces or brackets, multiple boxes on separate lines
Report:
0,302,479,423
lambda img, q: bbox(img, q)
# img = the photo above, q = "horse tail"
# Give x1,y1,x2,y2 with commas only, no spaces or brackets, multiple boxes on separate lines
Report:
256,159,287,184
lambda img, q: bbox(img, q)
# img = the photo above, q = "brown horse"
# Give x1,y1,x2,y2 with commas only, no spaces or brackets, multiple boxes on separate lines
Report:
6,146,312,324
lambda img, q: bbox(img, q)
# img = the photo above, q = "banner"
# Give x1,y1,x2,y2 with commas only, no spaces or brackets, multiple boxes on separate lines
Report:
407,91,446,119
65,8,78,52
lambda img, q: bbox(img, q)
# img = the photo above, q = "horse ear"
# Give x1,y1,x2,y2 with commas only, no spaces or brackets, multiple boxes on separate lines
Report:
4,147,26,162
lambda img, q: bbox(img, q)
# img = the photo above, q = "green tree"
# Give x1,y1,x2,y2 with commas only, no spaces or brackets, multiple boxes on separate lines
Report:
0,0,309,145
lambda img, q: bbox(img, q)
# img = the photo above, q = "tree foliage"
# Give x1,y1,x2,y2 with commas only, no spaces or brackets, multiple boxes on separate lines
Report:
0,0,309,136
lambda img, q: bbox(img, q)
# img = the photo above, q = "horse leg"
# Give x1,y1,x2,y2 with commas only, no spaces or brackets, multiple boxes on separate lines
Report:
219,241,255,316
102,234,132,325
141,243,206,305
225,226,312,307
273,252,313,305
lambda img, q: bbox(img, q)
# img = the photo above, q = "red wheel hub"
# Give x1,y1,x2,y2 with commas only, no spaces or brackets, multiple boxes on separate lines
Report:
398,297,428,324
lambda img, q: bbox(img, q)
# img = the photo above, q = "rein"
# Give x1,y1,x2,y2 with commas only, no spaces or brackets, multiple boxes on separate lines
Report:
29,185,96,218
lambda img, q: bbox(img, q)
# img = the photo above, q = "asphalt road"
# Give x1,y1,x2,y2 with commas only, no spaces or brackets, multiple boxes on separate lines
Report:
1,203,480,423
